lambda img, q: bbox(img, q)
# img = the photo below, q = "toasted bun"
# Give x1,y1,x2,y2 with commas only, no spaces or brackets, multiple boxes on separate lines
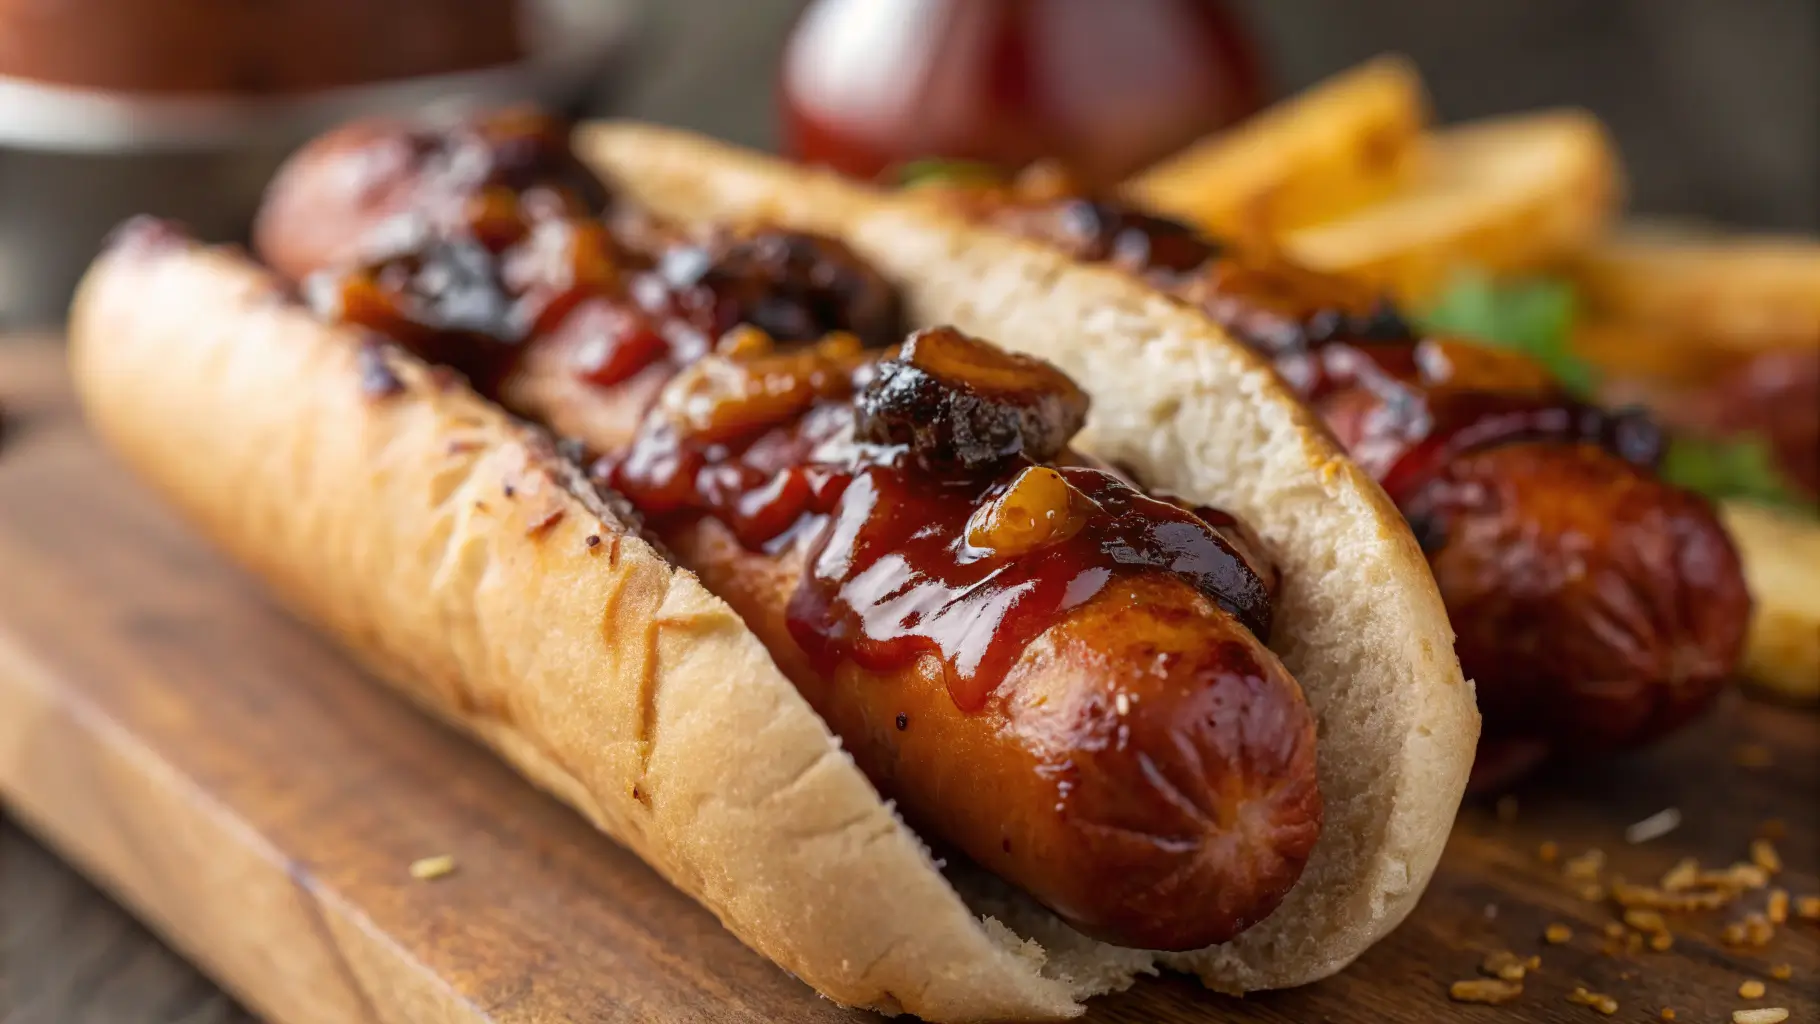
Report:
580,123,1478,993
72,118,1476,1018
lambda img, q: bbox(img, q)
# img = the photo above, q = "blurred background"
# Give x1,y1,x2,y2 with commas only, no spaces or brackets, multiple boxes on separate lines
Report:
0,0,1815,326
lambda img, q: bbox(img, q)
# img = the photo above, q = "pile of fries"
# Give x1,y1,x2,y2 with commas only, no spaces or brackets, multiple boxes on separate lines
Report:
1125,57,1820,703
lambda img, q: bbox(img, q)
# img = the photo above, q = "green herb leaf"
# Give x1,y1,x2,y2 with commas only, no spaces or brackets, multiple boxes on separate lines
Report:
893,158,1006,188
1418,270,1598,398
1660,433,1815,513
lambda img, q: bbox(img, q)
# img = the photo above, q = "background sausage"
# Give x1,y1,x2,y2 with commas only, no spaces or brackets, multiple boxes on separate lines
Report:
1410,441,1751,754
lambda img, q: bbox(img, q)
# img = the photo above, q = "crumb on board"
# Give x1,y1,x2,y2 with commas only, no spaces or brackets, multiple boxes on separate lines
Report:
1449,978,1524,1005
1525,955,1541,971
1769,964,1792,981
1579,883,1607,902
1603,921,1627,939
1738,979,1766,1000
1540,840,1560,863
409,855,457,881
1567,986,1618,1015
1623,908,1667,933
1480,950,1528,981
1545,923,1573,944
1751,839,1783,874
1661,857,1700,891
1659,1009,1675,1020
1768,888,1789,924
1797,895,1820,921
1732,1010,1789,1024
1565,848,1607,881
1649,931,1674,951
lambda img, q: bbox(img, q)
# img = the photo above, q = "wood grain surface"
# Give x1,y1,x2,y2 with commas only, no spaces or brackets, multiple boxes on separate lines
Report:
0,335,1816,1023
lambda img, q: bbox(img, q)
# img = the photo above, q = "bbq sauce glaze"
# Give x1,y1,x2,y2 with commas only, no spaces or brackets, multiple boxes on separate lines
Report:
979,193,1665,544
306,113,1275,713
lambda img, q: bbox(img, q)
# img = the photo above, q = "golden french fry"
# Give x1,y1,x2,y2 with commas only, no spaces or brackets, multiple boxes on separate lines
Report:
1282,109,1623,304
1723,501,1820,703
1125,55,1429,241
1573,223,1820,353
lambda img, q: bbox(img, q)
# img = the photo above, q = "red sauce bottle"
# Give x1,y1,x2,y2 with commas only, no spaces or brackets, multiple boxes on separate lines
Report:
779,0,1265,187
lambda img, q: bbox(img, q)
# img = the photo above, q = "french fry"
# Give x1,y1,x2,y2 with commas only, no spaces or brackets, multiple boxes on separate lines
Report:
1125,55,1429,241
1573,224,1820,353
1723,502,1820,703
1282,109,1624,304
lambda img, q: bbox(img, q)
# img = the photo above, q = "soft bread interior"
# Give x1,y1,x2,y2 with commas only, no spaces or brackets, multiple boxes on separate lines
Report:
67,243,1083,1022
578,122,1479,993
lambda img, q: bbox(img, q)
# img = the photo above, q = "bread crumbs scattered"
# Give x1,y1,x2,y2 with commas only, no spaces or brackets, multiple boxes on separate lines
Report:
1603,921,1626,939
409,855,457,881
1751,839,1783,874
1545,923,1573,944
1768,888,1789,924
1578,883,1607,902
1661,857,1700,891
1769,964,1791,981
1649,931,1674,951
1525,955,1542,971
1450,978,1523,1004
1448,982,1521,1003
1660,1009,1675,1021
1732,1010,1788,1024
1567,986,1618,1014
1624,908,1667,933
1797,895,1820,920
1738,979,1766,999
1480,950,1528,981
1565,848,1607,881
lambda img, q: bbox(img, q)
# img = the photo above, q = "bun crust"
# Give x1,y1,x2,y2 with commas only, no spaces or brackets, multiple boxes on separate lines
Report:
69,119,1476,1018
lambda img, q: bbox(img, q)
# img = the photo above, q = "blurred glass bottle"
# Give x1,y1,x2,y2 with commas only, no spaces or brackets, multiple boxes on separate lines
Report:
779,0,1264,186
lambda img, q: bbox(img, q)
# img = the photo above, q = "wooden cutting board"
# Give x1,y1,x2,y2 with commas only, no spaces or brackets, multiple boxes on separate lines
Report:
1,336,1815,1024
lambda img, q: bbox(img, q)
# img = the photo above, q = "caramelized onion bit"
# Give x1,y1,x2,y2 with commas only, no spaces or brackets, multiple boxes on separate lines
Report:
855,326,1089,471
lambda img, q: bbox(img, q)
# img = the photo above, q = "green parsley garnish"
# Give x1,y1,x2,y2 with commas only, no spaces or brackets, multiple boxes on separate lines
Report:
1418,270,1598,398
1660,434,1815,513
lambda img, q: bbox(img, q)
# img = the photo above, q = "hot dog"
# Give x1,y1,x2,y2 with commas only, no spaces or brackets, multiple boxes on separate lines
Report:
71,111,1476,1018
915,184,1751,780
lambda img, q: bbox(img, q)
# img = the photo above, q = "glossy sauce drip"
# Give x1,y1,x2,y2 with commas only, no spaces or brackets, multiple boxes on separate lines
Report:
983,195,1665,512
591,327,1274,711
786,458,1271,712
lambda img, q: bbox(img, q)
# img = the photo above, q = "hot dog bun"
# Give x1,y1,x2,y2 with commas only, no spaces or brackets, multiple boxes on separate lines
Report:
70,122,1475,1018
578,122,1478,993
